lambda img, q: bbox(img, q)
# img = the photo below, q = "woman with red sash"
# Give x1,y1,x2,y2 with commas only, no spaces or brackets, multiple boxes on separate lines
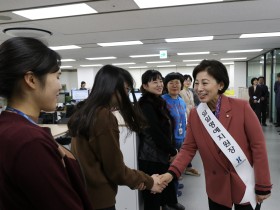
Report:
160,60,272,210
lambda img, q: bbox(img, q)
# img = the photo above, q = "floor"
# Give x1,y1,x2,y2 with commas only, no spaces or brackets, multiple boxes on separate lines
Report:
177,123,280,210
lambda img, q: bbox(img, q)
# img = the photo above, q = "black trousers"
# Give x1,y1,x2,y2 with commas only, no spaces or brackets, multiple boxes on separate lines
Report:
96,206,116,210
250,103,261,123
277,106,280,125
260,102,267,124
208,198,261,210
139,160,178,210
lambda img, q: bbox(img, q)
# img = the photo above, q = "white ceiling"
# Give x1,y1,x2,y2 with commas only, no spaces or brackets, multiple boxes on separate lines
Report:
0,0,280,69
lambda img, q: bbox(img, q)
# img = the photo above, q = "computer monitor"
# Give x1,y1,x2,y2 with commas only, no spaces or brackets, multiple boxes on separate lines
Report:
129,92,142,102
71,89,89,101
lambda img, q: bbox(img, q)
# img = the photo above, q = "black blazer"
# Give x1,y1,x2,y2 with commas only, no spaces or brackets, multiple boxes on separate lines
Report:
248,85,262,105
259,84,269,104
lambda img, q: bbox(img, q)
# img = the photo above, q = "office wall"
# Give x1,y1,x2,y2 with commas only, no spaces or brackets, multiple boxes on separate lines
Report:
233,62,247,98
61,64,245,97
77,67,100,90
127,66,195,89
127,65,234,89
60,70,78,92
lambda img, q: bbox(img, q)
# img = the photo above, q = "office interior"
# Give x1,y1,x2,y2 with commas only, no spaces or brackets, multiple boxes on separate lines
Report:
0,0,280,209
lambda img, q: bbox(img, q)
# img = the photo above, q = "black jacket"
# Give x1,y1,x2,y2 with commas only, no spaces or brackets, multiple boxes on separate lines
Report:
138,92,177,164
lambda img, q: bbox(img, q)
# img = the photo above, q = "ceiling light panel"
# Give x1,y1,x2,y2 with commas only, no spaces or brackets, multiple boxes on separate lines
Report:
227,49,263,53
80,64,102,67
60,66,73,68
157,65,176,68
61,59,76,62
49,45,81,50
177,52,210,55
113,63,136,66
240,32,280,38
86,57,117,60
220,57,247,60
165,36,213,43
183,59,203,62
134,0,223,9
129,66,148,69
97,41,143,47
13,3,97,20
146,61,170,64
186,64,199,66
129,54,159,58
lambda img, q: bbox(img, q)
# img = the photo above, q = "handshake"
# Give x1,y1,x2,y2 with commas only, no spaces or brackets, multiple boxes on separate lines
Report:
135,173,174,193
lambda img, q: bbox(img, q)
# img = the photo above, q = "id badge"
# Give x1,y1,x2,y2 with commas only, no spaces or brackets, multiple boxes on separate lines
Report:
178,128,183,135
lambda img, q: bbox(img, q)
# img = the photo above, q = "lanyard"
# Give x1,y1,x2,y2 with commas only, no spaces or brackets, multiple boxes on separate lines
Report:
5,106,37,125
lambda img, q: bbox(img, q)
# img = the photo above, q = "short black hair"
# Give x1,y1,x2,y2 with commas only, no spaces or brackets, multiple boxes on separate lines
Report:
164,72,184,90
251,77,258,85
183,74,192,82
277,73,280,77
258,76,265,80
192,60,229,94
140,69,163,93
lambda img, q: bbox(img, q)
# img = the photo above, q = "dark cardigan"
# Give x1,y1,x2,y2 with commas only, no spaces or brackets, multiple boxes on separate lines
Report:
138,92,177,164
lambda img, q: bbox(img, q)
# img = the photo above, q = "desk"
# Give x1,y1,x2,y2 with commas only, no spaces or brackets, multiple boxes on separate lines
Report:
40,124,68,138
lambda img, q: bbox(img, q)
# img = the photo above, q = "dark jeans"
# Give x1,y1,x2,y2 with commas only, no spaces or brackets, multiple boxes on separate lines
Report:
208,198,260,210
96,206,116,210
139,160,178,210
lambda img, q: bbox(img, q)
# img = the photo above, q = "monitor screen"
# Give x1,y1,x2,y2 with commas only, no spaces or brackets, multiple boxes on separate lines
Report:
71,89,89,101
129,92,142,102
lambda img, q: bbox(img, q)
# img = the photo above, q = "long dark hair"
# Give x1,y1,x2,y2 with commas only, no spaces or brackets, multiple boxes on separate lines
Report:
0,37,61,99
68,65,146,140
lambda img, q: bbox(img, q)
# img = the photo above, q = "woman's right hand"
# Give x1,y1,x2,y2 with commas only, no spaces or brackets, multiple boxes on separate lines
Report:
150,174,168,193
159,172,173,184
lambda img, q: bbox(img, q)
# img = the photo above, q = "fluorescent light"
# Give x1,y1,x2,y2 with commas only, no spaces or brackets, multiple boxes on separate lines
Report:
112,63,136,66
80,64,102,67
129,66,148,69
177,52,210,55
97,41,143,47
183,59,203,62
50,45,81,50
186,64,199,67
13,3,97,20
134,0,223,9
60,66,73,68
129,54,159,58
240,32,280,38
86,56,117,60
157,65,176,68
220,57,247,61
222,62,234,65
61,59,76,62
165,36,213,43
146,61,170,64
227,49,263,53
